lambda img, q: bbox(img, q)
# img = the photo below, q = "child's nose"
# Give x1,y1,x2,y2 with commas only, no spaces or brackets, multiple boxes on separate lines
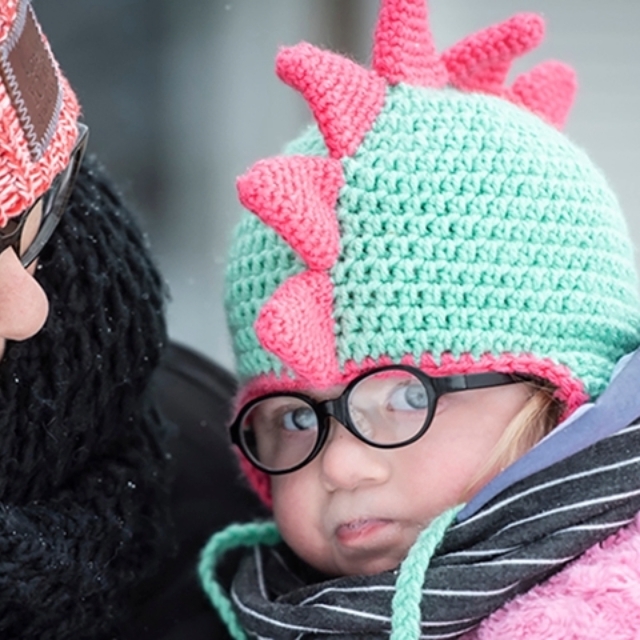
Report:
319,418,391,492
0,248,49,343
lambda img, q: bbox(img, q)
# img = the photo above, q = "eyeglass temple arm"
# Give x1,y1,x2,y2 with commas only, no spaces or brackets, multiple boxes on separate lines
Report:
435,372,521,393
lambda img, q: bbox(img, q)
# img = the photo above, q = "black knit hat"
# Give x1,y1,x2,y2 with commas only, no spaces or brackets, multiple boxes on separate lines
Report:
0,155,170,639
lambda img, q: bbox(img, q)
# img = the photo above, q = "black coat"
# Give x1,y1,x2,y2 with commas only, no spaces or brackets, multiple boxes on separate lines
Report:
128,342,267,640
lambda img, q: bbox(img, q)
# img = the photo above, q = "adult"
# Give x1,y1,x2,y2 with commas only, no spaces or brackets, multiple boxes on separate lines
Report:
0,1,170,637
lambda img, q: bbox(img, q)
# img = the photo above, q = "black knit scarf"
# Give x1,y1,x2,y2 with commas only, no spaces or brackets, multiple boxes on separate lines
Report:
224,357,640,639
0,156,170,639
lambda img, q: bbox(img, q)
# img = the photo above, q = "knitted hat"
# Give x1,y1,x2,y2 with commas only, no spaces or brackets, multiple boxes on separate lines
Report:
226,0,640,487
0,0,80,226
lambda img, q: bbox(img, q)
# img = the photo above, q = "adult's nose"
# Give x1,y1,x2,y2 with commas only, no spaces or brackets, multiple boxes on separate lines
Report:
318,418,391,492
0,248,49,342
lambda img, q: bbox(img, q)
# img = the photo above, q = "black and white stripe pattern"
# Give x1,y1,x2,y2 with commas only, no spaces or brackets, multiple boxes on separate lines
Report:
229,420,640,639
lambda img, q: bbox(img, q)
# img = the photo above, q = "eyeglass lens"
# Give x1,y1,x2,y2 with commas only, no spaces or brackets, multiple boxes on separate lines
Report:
349,369,430,443
239,369,432,472
241,398,320,472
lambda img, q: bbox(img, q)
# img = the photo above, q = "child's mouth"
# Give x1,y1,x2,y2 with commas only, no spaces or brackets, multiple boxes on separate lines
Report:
335,518,393,546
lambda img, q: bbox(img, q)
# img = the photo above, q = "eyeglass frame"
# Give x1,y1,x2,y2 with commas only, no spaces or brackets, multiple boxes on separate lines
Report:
230,365,524,475
0,122,89,268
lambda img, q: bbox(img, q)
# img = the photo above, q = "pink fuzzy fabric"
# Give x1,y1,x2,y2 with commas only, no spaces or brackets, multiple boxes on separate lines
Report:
460,513,640,639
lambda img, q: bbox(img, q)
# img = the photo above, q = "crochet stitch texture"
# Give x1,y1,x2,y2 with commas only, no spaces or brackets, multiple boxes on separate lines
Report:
226,0,640,408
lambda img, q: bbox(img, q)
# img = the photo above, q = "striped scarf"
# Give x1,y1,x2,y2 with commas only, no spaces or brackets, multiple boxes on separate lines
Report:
209,351,640,639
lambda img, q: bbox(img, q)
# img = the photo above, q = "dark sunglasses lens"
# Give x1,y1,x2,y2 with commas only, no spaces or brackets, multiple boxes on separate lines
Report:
0,206,28,257
349,369,431,444
18,200,45,257
19,125,88,267
239,396,319,472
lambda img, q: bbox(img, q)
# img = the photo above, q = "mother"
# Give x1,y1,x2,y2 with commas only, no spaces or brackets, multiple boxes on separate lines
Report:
0,1,170,637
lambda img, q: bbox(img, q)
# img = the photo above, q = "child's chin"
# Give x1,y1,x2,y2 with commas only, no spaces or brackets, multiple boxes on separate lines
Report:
334,554,403,577
330,546,410,577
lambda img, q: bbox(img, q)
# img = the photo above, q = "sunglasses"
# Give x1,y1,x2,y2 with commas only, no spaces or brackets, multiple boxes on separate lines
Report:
0,122,89,268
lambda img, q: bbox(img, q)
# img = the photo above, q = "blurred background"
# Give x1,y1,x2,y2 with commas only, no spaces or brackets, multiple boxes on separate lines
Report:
36,0,640,371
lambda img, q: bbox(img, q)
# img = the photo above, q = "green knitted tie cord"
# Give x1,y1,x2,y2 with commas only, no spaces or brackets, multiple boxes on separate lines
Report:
198,521,281,640
391,505,464,639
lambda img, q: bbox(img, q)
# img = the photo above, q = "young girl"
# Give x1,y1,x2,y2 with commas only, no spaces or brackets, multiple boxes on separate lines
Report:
200,0,640,637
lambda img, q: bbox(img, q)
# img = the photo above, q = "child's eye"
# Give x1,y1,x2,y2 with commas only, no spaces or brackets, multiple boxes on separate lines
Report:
282,407,318,431
387,383,428,411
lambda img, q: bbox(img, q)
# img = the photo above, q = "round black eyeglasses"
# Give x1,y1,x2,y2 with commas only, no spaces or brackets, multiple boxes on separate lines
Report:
0,122,89,268
230,365,522,474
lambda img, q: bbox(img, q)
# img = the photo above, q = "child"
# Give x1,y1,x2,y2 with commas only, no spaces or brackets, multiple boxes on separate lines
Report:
200,0,640,637
0,1,171,637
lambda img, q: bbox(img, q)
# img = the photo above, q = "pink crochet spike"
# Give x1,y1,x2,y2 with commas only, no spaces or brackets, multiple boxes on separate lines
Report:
237,155,343,270
255,271,339,387
373,0,447,87
276,43,387,159
442,13,545,94
510,61,577,129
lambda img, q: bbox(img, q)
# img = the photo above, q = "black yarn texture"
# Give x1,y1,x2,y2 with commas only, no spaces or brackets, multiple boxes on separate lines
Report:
0,156,170,639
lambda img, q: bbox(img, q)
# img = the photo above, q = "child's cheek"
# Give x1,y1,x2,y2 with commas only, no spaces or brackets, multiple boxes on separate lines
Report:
272,473,317,539
271,471,335,571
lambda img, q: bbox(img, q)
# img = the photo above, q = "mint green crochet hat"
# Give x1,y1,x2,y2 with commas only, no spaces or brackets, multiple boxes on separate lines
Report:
226,0,640,423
